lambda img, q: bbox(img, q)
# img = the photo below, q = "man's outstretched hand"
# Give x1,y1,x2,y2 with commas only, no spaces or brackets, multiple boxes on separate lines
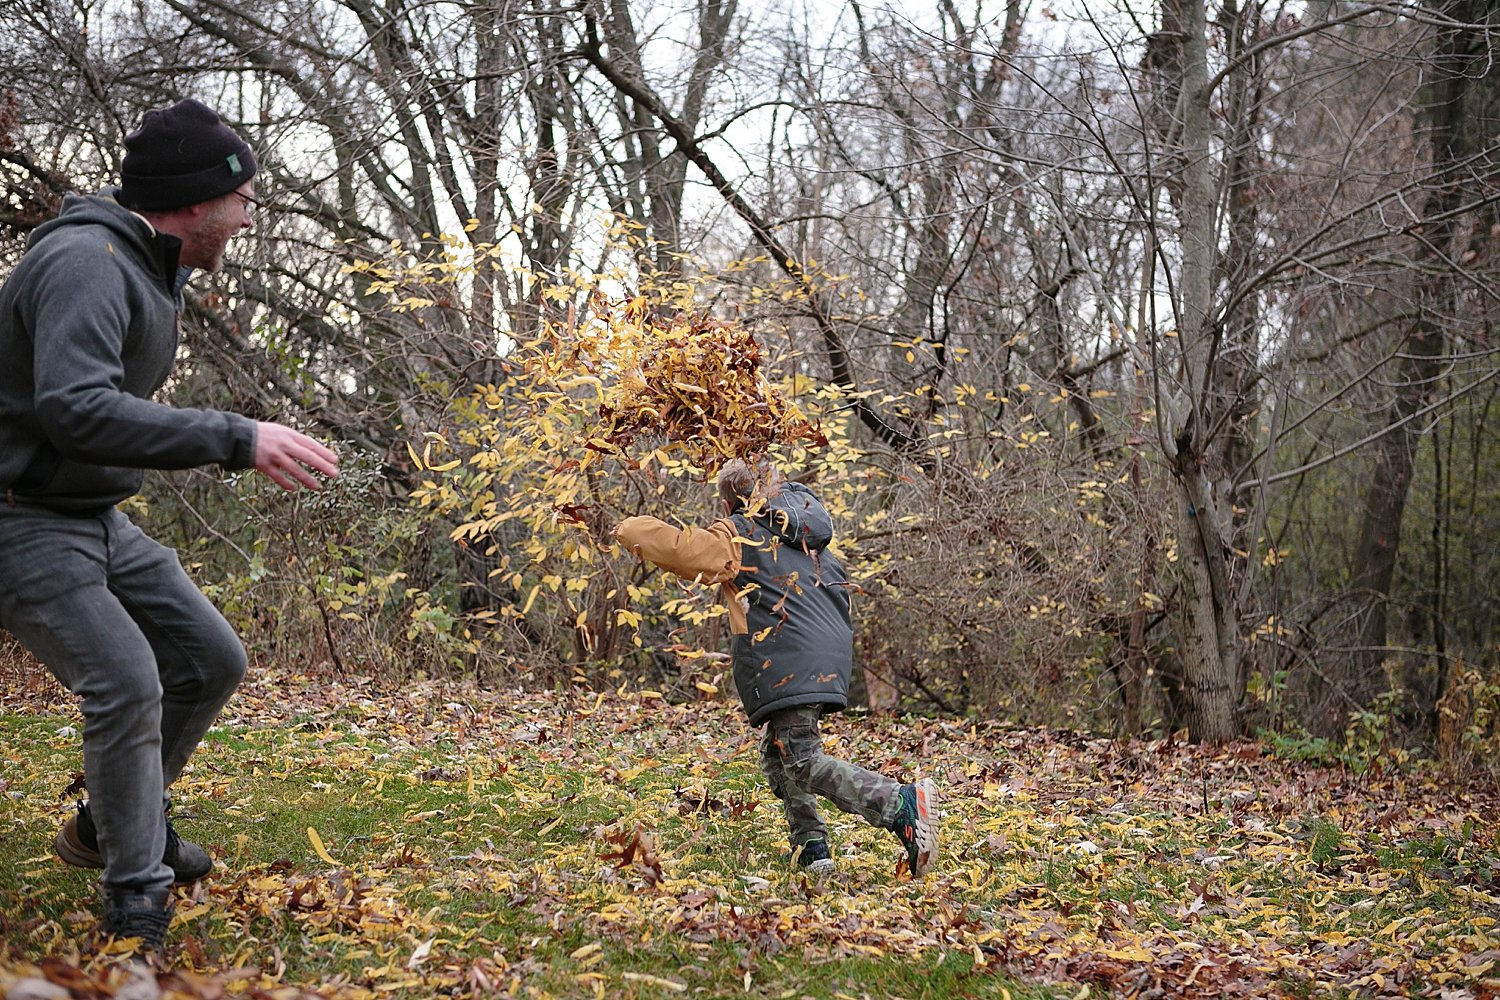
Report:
254,422,339,492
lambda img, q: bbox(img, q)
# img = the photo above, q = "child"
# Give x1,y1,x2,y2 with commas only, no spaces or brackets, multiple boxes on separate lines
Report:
614,459,939,876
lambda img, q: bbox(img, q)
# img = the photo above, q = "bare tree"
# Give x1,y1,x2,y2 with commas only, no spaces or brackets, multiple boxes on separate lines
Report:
6,0,1500,730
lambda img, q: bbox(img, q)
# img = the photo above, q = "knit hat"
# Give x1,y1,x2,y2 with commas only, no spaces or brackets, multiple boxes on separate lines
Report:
119,99,257,211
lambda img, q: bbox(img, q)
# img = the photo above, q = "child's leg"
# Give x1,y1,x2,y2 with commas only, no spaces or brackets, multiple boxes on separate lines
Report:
759,722,828,847
764,706,902,829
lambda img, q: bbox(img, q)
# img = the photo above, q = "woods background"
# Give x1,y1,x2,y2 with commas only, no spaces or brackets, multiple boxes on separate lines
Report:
2,0,1499,756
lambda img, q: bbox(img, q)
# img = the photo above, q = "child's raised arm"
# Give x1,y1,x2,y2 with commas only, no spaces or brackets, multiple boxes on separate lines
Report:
615,516,741,584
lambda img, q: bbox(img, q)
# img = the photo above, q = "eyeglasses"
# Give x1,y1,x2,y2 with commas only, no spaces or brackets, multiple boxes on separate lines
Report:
230,190,262,212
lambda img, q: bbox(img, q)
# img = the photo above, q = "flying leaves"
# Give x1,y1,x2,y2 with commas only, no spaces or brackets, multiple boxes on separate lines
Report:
571,297,825,467
401,273,852,667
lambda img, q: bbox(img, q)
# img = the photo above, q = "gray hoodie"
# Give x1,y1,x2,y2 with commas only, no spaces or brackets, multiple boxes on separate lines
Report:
729,482,854,725
0,191,257,512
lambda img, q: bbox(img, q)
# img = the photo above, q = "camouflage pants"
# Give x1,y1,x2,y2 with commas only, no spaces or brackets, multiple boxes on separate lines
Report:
759,706,901,847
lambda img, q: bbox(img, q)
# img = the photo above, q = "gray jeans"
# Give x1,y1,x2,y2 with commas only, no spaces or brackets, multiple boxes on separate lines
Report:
758,705,901,848
0,506,246,892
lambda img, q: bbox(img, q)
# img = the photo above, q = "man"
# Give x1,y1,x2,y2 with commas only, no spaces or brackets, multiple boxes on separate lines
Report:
0,98,339,950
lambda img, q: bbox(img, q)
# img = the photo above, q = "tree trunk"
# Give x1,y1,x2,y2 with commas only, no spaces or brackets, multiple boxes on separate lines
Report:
1347,0,1477,718
1162,0,1242,742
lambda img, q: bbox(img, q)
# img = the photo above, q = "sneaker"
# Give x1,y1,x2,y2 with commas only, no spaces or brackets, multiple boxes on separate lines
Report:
889,778,940,877
56,802,213,884
101,884,173,952
793,839,836,875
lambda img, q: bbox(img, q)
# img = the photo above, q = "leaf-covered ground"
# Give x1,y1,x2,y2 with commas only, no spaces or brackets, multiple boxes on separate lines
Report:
1,664,1498,999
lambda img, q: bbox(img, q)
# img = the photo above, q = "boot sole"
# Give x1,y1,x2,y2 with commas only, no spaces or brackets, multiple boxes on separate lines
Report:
56,819,212,883
55,824,104,869
910,778,940,876
169,854,213,882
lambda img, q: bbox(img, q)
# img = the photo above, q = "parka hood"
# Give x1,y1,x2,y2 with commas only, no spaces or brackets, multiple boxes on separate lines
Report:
750,481,834,551
29,190,180,287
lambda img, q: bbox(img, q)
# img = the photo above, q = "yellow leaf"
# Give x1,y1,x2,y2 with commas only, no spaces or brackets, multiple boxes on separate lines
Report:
99,937,140,956
307,826,338,866
174,902,212,922
621,973,685,993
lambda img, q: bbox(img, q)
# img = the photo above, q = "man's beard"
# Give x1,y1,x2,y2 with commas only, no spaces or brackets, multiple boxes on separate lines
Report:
189,203,239,271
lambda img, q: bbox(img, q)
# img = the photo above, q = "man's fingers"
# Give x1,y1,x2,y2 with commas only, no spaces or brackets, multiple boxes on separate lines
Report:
268,465,321,493
253,421,340,492
286,463,325,491
269,450,330,492
300,437,340,470
287,442,339,478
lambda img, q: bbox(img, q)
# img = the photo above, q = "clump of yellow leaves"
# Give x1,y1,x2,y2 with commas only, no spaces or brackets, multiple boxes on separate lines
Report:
539,292,825,471
408,281,840,666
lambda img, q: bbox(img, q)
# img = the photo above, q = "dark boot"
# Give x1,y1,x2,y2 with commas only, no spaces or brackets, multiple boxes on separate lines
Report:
56,801,213,883
100,884,173,951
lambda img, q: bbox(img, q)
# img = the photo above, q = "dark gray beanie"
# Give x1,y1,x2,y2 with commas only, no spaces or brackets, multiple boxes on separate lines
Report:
120,99,257,211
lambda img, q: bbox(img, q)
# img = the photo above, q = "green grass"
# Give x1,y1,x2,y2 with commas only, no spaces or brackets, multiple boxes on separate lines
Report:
0,707,1050,998
2,673,1498,998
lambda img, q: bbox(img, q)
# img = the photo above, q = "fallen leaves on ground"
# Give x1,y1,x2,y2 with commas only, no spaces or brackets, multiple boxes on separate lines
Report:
1,664,1498,999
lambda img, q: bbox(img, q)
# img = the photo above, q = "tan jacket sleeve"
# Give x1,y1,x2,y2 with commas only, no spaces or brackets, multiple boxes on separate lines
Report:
616,515,749,634
616,516,741,583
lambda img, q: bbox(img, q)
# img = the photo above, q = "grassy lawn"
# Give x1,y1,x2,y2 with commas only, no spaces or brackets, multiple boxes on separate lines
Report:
1,666,1497,998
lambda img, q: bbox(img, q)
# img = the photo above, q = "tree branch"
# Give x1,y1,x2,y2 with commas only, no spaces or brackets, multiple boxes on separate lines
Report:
574,16,921,460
